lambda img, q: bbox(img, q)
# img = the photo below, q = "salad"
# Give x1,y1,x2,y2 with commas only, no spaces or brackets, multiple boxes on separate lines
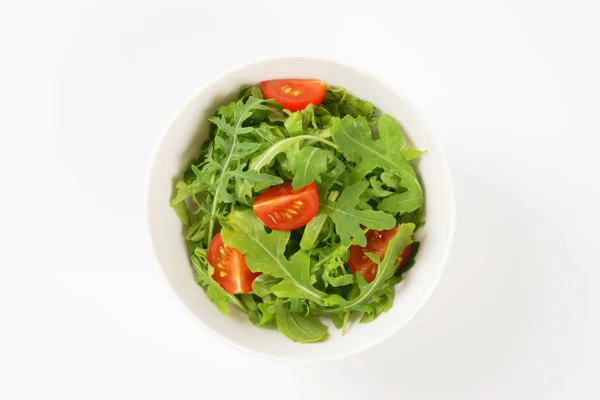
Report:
171,79,424,343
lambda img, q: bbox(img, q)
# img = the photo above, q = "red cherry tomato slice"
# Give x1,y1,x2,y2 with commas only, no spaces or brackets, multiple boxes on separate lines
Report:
252,182,319,230
260,79,326,111
207,233,260,294
348,227,412,283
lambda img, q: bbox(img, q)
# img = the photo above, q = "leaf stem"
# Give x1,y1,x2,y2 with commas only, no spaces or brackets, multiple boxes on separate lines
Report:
207,105,257,243
229,294,249,313
341,311,351,335
207,131,235,242
317,129,332,139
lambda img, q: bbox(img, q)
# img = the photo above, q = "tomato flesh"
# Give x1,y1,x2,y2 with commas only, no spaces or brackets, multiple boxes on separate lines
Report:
252,182,319,230
207,233,260,294
348,227,412,283
260,79,326,111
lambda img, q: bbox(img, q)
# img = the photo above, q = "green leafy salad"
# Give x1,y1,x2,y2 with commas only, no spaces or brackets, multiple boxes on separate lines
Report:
171,79,424,343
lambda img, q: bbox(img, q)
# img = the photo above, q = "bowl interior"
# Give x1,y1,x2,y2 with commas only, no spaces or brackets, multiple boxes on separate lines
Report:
146,57,454,362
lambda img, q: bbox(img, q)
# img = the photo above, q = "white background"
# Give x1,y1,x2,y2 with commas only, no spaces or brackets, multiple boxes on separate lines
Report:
1,0,599,398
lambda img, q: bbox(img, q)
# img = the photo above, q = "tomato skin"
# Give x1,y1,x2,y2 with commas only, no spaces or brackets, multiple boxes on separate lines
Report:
252,182,319,230
348,227,412,283
260,79,326,111
207,233,260,294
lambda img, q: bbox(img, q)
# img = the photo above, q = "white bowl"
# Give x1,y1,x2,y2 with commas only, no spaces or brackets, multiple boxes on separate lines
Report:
146,57,455,362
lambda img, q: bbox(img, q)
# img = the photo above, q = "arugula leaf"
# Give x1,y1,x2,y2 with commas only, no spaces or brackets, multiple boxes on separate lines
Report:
341,223,415,311
401,147,425,160
316,243,353,289
190,253,247,314
252,274,281,297
249,135,338,172
322,269,355,287
380,171,401,189
172,200,190,227
311,242,348,273
185,219,205,242
330,114,423,211
365,176,395,199
314,106,333,128
267,103,288,124
220,210,332,306
171,179,208,206
234,181,254,206
255,303,276,326
322,86,375,118
241,294,276,326
299,212,329,250
230,164,283,205
321,181,396,246
284,104,317,136
227,163,283,186
378,190,423,215
247,123,285,151
339,95,375,118
330,312,345,329
206,97,269,242
358,285,395,323
238,85,264,100
290,146,331,189
275,301,328,343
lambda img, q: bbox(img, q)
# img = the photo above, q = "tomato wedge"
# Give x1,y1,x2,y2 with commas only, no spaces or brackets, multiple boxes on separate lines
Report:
348,227,412,283
252,182,319,230
207,233,260,294
260,79,326,111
